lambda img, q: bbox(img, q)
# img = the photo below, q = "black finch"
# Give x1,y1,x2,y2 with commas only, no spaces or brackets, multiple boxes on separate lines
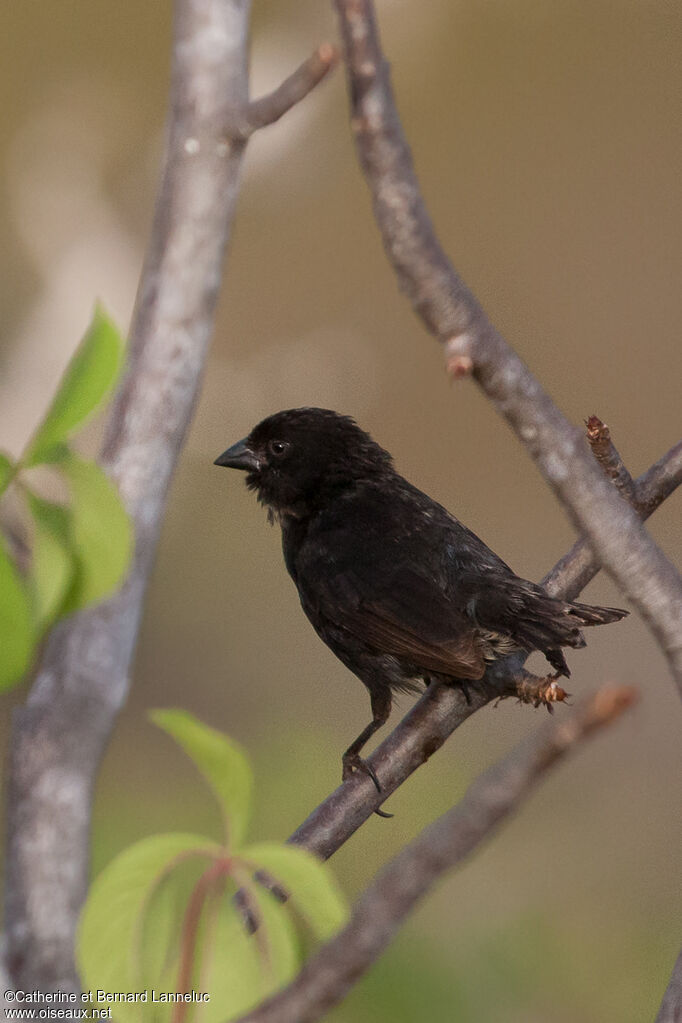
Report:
215,408,627,788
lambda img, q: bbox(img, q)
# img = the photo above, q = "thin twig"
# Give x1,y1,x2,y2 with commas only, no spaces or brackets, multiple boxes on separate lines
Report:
288,439,680,861
243,687,636,1023
227,44,338,139
333,0,682,696
586,415,637,504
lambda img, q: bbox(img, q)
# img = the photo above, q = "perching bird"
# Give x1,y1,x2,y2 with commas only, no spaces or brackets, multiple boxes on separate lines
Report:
215,408,627,789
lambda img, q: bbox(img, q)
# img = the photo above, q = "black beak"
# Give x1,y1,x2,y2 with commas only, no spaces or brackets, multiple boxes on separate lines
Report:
214,438,260,472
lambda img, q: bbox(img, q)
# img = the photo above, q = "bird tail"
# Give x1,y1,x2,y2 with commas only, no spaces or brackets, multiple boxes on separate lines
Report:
567,601,629,627
513,595,628,658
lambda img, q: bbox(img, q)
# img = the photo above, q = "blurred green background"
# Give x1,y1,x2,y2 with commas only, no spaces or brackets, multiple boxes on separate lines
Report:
1,1,681,1019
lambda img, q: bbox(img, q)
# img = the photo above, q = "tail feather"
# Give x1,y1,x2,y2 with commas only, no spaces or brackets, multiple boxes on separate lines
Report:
567,601,629,627
510,595,628,659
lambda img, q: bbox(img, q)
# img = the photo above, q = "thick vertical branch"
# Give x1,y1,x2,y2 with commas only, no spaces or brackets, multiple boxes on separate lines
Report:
4,0,253,993
3,5,336,993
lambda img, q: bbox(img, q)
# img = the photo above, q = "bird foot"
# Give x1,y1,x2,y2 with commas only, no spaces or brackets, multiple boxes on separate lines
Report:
341,753,394,818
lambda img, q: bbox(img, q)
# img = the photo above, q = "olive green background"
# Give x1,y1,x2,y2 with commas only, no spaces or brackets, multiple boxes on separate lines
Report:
1,2,681,1020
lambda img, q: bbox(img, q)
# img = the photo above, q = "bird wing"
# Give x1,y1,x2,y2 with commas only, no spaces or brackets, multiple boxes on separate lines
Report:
291,482,517,682
314,560,487,681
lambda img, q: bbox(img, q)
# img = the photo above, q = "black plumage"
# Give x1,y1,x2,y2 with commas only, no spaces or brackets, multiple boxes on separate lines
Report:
215,408,627,786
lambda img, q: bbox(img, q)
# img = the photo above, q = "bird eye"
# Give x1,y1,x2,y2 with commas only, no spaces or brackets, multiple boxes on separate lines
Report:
268,439,290,458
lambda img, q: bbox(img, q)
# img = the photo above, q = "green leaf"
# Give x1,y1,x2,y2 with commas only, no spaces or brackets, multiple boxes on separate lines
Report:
151,709,254,849
240,843,349,940
25,495,74,629
57,451,132,613
33,442,70,466
25,305,124,466
0,452,15,497
0,537,35,691
77,833,221,1023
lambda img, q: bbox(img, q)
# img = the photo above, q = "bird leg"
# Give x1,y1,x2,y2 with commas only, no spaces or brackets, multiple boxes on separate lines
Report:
341,688,391,793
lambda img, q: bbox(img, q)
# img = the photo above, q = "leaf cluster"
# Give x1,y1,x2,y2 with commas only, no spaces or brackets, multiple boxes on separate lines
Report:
0,306,132,690
78,711,349,1022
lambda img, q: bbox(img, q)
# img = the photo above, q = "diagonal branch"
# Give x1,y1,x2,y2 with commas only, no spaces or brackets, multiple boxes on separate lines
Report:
244,687,636,1023
289,436,681,859
332,0,682,697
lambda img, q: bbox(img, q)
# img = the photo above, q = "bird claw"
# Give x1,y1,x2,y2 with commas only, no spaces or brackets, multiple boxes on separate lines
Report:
342,752,381,791
342,753,394,818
